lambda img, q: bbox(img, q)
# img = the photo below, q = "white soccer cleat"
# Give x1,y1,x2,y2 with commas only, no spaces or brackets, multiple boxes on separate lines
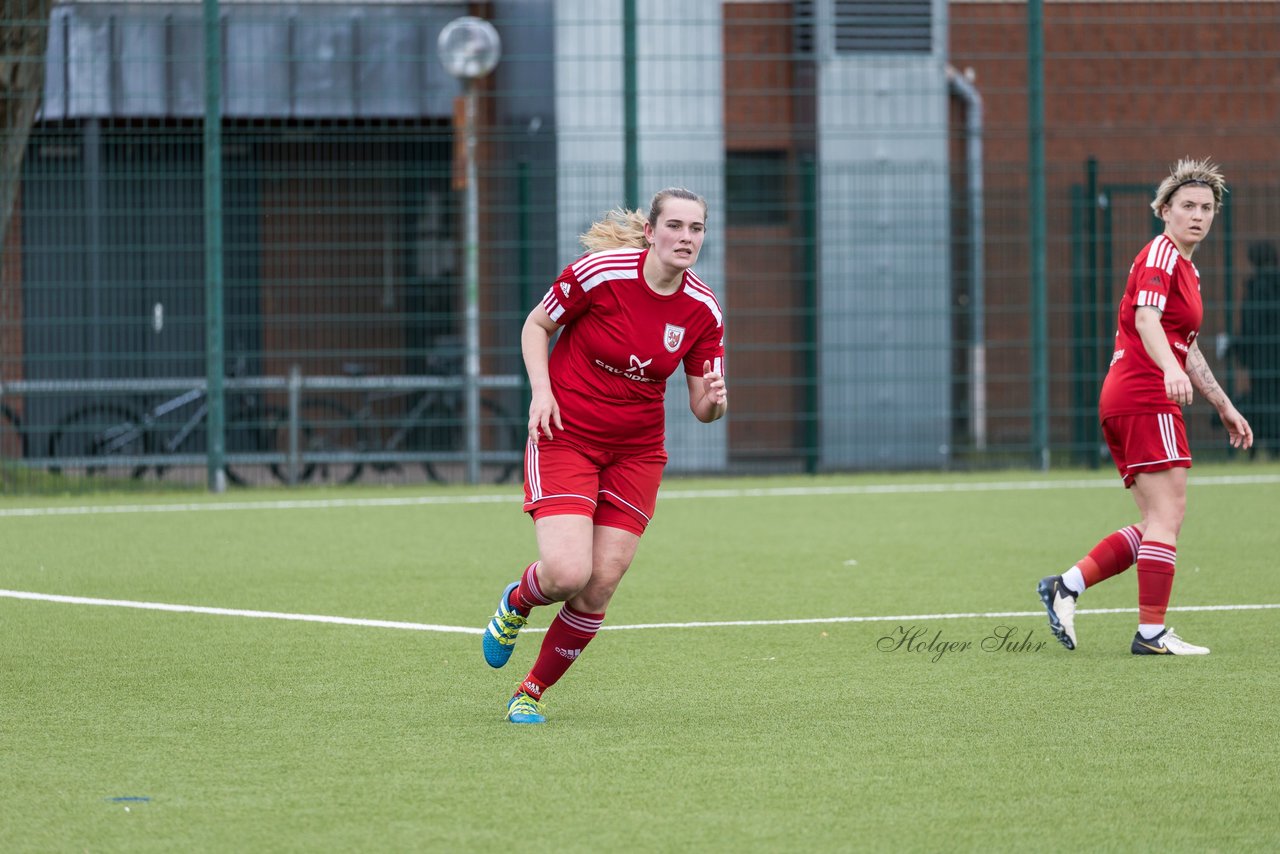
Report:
1037,575,1078,650
1131,627,1210,656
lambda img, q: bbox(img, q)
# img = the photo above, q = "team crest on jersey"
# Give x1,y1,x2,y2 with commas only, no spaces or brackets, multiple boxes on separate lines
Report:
663,323,686,353
560,282,571,298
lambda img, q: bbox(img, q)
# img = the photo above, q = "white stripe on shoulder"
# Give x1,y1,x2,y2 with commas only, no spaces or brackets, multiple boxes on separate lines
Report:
578,265,639,294
1144,238,1161,269
572,250,644,293
1157,239,1171,272
682,284,723,326
542,292,565,322
572,248,643,279
681,275,723,326
1145,235,1178,275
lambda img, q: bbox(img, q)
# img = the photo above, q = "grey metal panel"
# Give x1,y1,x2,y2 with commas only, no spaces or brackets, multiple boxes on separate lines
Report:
66,10,113,116
293,12,357,118
225,12,292,118
166,12,205,116
638,4,726,473
356,10,424,118
553,0,624,269
43,8,70,120
816,0,951,469
117,16,169,116
43,2,467,120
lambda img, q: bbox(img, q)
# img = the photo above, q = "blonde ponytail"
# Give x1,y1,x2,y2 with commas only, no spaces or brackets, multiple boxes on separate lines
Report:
579,208,649,252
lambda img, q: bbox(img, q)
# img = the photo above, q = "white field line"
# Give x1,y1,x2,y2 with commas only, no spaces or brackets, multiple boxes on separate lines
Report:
2,589,1278,636
2,473,1279,518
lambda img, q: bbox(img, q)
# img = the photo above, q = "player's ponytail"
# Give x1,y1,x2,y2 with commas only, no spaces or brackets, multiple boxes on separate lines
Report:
579,207,649,251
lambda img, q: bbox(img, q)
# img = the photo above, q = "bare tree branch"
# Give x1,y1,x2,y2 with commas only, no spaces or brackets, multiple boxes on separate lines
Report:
1,0,54,248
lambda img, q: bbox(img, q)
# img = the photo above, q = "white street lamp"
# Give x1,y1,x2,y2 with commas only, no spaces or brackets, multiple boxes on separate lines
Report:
438,17,501,485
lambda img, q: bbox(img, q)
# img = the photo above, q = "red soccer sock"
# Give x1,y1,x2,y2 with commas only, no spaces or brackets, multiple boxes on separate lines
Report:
1136,541,1177,625
1078,525,1143,588
518,605,604,701
512,561,554,613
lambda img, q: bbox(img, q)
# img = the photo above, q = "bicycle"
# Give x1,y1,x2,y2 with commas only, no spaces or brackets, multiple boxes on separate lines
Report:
299,354,525,485
46,363,293,485
1,402,28,466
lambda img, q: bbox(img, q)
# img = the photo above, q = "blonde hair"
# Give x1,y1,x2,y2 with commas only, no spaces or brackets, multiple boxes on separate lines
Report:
1151,157,1227,218
579,187,709,252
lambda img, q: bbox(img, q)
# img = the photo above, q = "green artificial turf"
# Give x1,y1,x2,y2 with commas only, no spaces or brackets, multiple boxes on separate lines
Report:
2,464,1278,852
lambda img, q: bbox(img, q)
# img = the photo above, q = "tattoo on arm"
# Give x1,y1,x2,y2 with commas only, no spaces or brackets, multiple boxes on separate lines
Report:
1186,343,1228,409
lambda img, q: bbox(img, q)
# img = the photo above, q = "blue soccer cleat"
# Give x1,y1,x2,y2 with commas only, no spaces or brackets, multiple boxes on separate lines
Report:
506,691,546,724
482,582,528,668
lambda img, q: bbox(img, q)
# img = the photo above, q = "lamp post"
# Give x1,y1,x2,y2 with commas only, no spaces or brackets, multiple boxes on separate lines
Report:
438,16,501,484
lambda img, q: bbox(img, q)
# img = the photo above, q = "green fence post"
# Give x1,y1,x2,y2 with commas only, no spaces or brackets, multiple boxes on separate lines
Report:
518,158,532,417
623,0,639,210
1085,157,1100,465
1222,198,1235,399
1028,0,1048,469
1070,184,1085,462
800,154,818,474
203,0,226,492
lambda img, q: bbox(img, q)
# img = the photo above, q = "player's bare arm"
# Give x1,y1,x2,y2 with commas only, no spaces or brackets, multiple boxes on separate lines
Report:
1134,306,1192,405
1184,341,1229,409
1187,341,1254,449
522,305,564,441
687,360,727,423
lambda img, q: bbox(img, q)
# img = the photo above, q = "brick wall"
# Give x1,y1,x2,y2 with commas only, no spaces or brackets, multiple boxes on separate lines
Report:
950,1,1280,446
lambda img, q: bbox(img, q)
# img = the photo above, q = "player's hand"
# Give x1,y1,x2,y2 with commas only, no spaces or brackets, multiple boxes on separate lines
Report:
1163,368,1193,406
528,389,562,444
1219,404,1254,450
702,360,727,407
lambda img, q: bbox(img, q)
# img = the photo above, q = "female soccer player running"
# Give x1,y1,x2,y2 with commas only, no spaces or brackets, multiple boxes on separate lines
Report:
481,188,727,722
1038,158,1252,655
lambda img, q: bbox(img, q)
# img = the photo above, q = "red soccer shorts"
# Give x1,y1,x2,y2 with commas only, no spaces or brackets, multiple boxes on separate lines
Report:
1102,411,1191,488
522,434,668,536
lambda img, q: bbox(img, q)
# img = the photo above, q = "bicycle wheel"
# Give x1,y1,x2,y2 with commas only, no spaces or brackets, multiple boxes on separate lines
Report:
48,404,149,478
288,398,368,485
423,397,525,484
224,403,289,486
0,404,25,462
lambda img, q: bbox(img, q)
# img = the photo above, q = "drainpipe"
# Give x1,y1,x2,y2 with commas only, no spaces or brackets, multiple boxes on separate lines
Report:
947,65,986,451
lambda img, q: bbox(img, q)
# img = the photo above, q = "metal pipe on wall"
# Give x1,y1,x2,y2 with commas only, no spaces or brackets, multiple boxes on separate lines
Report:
947,65,986,451
203,0,226,492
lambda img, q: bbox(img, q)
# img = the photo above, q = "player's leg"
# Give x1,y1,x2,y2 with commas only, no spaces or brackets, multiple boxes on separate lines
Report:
514,521,641,718
483,438,599,670
1038,416,1143,650
508,449,663,723
1129,466,1205,654
503,513,600,723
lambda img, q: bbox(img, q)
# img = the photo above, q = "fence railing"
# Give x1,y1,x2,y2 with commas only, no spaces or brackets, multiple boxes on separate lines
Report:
0,371,526,486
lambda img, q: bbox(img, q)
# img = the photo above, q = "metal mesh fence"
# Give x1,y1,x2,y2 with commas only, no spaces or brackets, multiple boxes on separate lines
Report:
2,0,1279,493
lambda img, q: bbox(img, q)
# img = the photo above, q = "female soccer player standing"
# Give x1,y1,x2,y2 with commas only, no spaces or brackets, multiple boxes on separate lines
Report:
1038,158,1252,656
481,188,727,722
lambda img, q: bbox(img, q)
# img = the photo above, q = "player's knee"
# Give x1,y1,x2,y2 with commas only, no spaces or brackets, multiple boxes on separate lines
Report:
1142,502,1185,538
536,556,592,600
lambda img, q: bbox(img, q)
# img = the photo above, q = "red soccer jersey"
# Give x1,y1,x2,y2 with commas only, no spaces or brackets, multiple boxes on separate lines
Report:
539,247,725,452
1099,234,1204,419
